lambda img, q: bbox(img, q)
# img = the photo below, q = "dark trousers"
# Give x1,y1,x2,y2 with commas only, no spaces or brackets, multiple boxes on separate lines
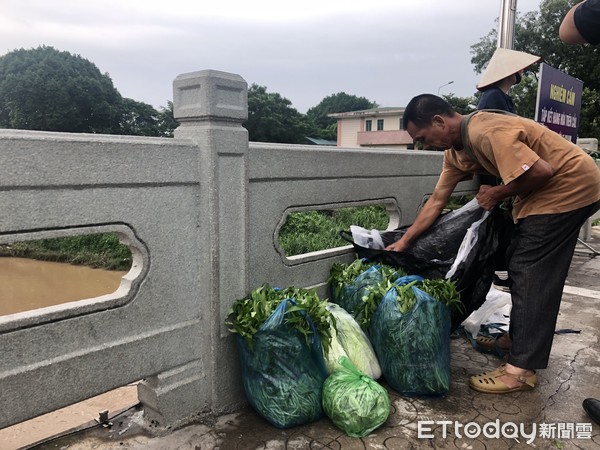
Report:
506,201,600,370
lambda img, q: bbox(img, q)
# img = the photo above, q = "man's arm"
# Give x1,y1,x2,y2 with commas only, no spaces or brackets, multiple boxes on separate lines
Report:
559,2,589,44
475,158,554,210
385,183,455,252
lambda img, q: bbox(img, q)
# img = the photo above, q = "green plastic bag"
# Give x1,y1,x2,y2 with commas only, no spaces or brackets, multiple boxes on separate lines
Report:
322,356,390,437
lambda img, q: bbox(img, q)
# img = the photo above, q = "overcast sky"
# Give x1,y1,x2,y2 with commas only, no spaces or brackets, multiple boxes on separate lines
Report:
1,0,542,113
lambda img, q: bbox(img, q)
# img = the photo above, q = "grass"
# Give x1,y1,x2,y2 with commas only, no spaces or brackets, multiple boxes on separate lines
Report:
0,234,132,271
279,206,389,256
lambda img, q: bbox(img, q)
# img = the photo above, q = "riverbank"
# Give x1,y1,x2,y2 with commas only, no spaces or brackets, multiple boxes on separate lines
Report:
0,233,132,271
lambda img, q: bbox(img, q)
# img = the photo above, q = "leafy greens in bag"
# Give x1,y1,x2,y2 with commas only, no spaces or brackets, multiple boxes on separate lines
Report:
322,356,390,438
227,285,332,428
370,278,460,396
234,297,328,428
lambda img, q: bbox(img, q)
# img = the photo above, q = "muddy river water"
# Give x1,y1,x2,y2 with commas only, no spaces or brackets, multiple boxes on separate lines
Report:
0,257,126,316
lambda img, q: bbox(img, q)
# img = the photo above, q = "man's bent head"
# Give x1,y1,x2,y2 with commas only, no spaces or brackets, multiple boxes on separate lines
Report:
403,94,458,151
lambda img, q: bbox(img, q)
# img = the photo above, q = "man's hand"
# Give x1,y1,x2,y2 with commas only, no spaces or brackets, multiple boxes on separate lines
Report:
476,159,553,210
385,238,409,253
476,184,505,211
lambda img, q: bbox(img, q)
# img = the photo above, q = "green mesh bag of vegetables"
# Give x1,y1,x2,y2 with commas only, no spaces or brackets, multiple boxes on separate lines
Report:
370,277,459,396
232,293,329,428
322,356,390,437
328,259,377,306
329,261,404,327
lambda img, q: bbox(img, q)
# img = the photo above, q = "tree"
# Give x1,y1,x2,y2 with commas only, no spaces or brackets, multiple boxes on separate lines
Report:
442,93,478,115
307,93,377,140
156,101,179,138
118,98,162,137
244,84,315,144
0,46,123,133
470,0,600,137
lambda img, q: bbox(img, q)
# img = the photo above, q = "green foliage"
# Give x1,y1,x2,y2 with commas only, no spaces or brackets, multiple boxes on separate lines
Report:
470,0,600,137
442,93,477,115
156,101,179,137
0,46,122,133
444,194,475,211
391,278,461,314
328,259,379,303
306,92,377,140
0,233,132,270
245,84,316,143
226,284,333,352
279,205,389,256
353,272,401,330
419,279,463,312
118,98,162,137
0,46,179,138
506,74,539,119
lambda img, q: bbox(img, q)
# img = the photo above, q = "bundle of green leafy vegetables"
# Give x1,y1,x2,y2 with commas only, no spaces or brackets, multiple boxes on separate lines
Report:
227,283,333,354
322,356,390,438
369,278,461,396
328,259,406,331
227,284,333,428
328,259,379,305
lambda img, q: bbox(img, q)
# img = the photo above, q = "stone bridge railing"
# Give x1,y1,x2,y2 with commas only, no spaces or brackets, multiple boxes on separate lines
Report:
0,70,479,430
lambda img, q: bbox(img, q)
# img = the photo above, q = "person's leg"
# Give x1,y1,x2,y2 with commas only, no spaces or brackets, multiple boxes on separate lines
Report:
507,203,598,369
470,201,600,392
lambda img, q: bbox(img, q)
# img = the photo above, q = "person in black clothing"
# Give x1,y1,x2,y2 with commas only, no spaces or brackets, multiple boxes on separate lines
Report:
476,47,541,113
560,0,600,427
560,0,600,45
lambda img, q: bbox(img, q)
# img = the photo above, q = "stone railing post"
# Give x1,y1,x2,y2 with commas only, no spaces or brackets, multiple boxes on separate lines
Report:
137,70,249,428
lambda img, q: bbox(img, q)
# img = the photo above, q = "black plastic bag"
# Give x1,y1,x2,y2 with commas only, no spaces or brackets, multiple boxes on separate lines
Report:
344,199,504,331
344,199,486,278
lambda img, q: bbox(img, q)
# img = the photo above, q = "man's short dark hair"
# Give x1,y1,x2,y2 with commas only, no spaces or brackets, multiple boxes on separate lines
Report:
402,94,455,129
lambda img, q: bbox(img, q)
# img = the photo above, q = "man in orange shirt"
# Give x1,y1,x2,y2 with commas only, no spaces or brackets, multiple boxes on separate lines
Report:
387,94,600,394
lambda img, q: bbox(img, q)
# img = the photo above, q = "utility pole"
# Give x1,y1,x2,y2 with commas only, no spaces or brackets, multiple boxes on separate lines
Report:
497,0,517,49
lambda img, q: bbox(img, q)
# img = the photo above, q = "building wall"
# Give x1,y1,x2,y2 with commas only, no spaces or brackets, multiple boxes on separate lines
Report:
337,117,362,147
337,113,412,148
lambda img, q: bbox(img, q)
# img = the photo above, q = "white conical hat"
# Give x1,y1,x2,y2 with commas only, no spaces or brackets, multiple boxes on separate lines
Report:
476,47,542,90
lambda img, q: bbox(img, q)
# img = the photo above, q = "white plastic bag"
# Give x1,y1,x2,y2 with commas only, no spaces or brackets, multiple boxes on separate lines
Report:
445,203,491,279
350,225,385,250
461,287,511,337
